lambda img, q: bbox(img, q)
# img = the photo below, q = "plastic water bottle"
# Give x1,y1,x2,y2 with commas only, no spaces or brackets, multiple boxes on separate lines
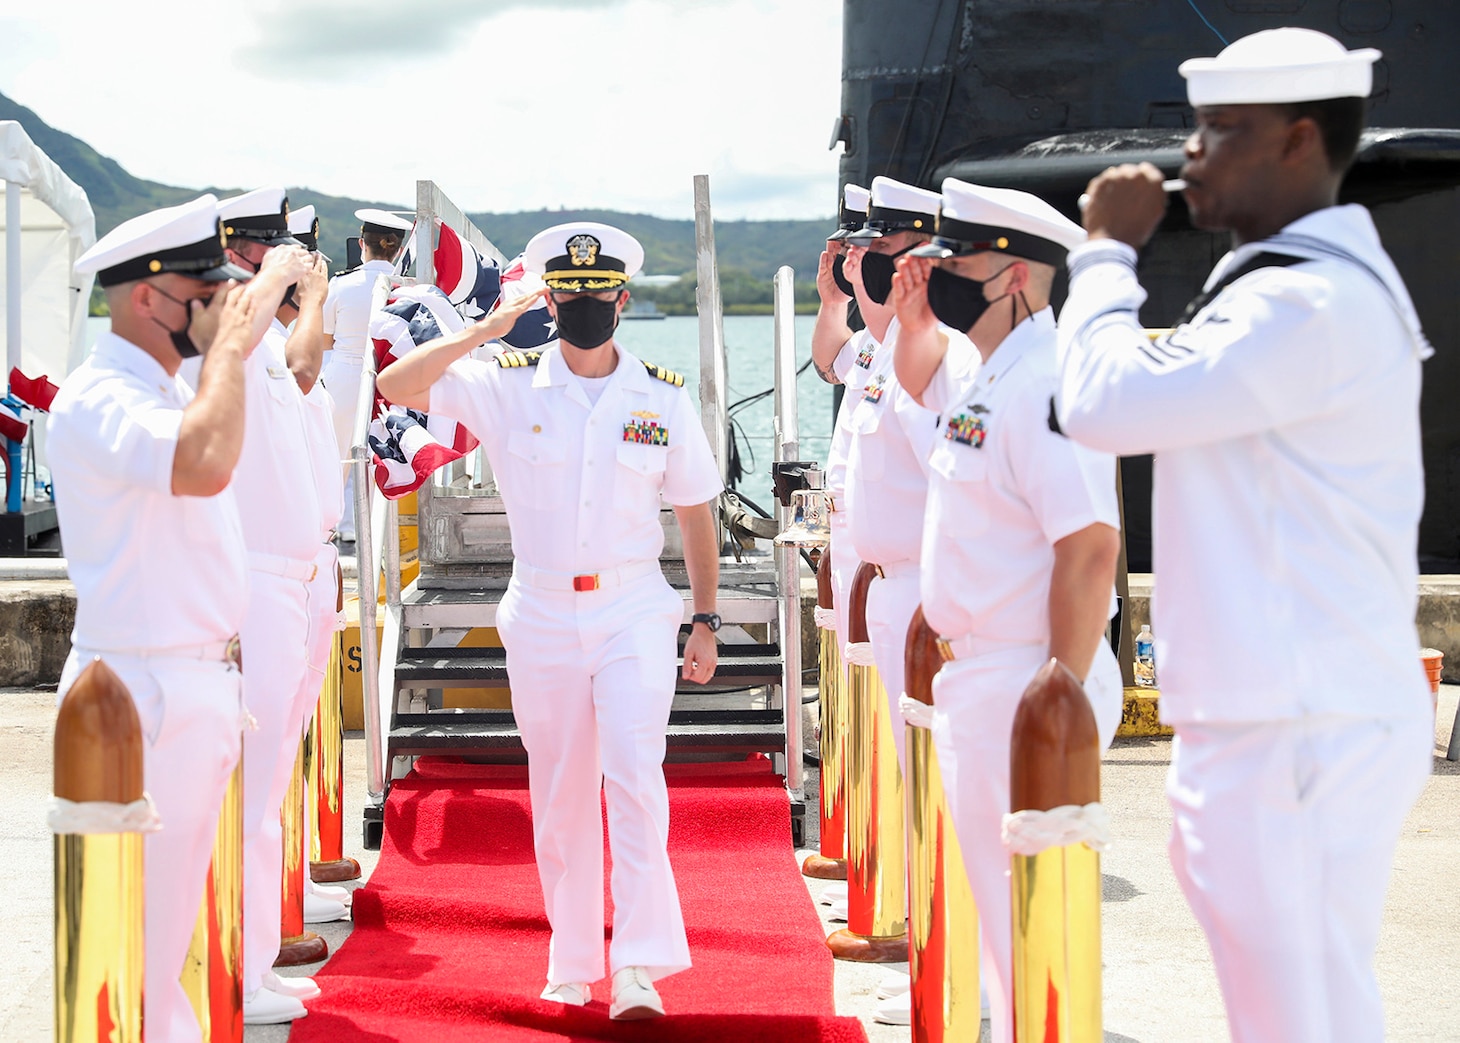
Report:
1134,624,1157,688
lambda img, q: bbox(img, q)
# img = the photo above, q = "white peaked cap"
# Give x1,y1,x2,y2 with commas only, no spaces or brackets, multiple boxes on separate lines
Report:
844,184,871,213
217,186,297,244
912,179,1085,266
1180,28,1380,107
524,222,644,292
830,184,871,239
287,205,316,235
847,176,941,242
75,194,252,287
355,208,414,233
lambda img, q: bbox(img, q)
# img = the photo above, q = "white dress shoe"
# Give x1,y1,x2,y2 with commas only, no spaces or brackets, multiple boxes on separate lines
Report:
876,970,911,1000
540,982,590,1006
874,989,911,1026
609,966,664,1020
304,893,349,924
819,882,848,906
264,969,321,1000
308,880,352,906
828,897,848,921
243,987,308,1024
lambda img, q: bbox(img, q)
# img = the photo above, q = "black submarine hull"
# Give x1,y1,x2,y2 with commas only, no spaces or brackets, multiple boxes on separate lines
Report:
836,0,1460,570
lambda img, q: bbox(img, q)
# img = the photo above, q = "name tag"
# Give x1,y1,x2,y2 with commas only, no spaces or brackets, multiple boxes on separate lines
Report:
267,366,290,380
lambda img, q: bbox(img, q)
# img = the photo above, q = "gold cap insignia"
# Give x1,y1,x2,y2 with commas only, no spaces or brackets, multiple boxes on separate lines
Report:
566,233,600,267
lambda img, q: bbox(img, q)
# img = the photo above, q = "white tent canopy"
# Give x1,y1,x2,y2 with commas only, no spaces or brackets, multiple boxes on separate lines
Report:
0,120,96,382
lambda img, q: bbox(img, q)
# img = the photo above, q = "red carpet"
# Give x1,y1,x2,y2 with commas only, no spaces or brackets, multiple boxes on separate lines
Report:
291,756,868,1042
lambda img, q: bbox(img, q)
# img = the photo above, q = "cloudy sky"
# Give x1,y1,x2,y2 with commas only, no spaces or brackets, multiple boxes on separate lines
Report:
0,0,844,220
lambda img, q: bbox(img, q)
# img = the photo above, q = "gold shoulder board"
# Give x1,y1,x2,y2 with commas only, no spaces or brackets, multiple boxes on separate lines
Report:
642,360,684,387
494,351,543,369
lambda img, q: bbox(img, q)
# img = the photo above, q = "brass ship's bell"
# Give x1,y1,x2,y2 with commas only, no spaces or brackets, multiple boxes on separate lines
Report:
774,470,832,549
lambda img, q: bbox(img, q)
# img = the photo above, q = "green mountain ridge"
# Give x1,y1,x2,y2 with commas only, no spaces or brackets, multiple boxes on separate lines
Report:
0,91,831,282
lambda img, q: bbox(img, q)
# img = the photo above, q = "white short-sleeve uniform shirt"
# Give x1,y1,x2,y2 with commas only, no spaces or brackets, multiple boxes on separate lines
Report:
47,333,248,650
428,345,723,575
824,328,882,506
844,319,945,568
921,309,1118,644
323,260,394,358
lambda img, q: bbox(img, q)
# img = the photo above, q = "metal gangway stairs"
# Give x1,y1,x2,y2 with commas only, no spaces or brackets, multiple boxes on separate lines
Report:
349,179,810,850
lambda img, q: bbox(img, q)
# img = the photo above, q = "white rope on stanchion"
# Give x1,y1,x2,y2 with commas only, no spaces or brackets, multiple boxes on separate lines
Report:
898,693,936,730
814,607,837,631
1001,803,1111,856
48,794,161,835
844,641,877,667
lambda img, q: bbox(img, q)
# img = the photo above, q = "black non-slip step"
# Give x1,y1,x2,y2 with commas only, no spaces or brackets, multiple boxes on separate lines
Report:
387,717,788,757
393,643,785,689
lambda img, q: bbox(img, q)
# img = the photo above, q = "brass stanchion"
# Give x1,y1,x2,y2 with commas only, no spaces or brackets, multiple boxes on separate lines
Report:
1008,660,1103,1042
827,561,907,962
52,658,146,1043
275,739,328,966
803,547,847,880
310,630,359,883
181,757,244,1041
903,608,980,1041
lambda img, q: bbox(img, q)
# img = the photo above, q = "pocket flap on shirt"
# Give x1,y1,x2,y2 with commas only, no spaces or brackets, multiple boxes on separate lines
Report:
616,443,668,475
930,440,988,483
507,429,567,465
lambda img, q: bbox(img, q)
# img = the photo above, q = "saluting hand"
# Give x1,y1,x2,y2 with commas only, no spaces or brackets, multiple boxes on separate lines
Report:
475,287,549,343
816,245,849,305
297,253,330,309
681,626,717,685
259,243,314,282
891,255,936,335
1081,162,1168,250
194,283,263,357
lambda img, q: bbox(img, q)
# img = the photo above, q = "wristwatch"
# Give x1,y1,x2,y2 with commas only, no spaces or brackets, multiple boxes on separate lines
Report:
691,612,722,632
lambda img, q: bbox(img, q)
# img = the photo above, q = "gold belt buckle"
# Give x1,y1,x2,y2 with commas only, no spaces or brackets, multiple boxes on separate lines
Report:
224,635,243,672
936,638,955,663
572,573,601,592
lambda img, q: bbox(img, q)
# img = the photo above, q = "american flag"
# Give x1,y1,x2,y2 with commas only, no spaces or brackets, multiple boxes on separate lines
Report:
368,285,480,499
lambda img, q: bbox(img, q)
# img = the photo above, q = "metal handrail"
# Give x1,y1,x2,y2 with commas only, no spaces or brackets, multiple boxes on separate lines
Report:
772,265,804,802
354,277,387,802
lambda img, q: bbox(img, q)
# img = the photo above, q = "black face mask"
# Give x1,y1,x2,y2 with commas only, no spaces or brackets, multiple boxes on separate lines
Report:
149,284,210,358
857,243,916,305
926,265,1010,334
831,254,854,297
553,294,620,349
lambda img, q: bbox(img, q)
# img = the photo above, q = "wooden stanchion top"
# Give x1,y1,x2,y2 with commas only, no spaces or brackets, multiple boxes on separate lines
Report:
54,658,143,804
816,546,833,611
847,561,877,644
903,606,941,706
1009,658,1099,813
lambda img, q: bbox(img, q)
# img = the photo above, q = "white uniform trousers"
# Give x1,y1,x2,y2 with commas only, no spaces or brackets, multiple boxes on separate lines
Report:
497,569,690,986
931,640,1120,1043
828,513,862,647
1167,713,1430,1043
864,559,921,774
58,649,242,1043
239,569,314,995
322,351,364,539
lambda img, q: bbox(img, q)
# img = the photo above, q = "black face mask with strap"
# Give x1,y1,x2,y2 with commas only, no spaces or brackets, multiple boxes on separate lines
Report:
554,294,621,349
858,243,917,304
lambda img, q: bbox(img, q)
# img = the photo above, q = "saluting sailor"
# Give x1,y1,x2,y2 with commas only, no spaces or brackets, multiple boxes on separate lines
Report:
322,208,412,539
49,196,290,1042
891,180,1122,1043
1056,28,1433,1043
376,222,724,1021
841,177,947,768
214,186,336,1025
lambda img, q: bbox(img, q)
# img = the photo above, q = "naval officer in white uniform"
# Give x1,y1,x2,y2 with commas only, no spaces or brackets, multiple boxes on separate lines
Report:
377,222,724,1021
1057,28,1433,1043
892,180,1122,1043
217,186,335,1025
50,195,290,1042
842,177,945,767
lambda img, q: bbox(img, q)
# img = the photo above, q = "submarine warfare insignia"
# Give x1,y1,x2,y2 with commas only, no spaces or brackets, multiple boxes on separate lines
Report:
566,234,600,267
946,403,989,448
494,350,542,368
623,419,670,445
862,374,887,405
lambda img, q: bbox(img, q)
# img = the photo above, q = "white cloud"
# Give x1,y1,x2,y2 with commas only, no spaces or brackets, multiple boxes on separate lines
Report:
0,0,842,220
